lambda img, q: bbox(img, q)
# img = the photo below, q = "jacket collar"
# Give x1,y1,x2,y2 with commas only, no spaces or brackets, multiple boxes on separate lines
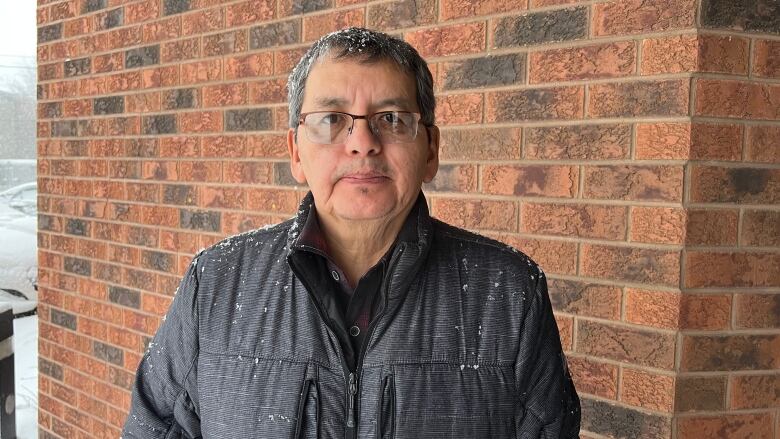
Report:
286,191,433,300
287,191,432,254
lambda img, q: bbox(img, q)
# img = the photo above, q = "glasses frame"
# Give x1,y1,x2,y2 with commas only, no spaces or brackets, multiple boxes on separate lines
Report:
297,110,427,145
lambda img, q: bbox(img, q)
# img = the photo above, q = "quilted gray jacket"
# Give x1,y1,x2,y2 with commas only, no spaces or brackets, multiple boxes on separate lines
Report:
122,193,580,438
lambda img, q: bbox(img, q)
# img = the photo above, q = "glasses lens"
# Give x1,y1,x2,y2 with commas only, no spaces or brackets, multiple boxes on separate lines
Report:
371,112,419,143
303,112,351,144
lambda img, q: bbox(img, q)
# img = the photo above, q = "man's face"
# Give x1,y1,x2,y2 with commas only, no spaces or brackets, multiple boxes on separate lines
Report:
287,56,439,225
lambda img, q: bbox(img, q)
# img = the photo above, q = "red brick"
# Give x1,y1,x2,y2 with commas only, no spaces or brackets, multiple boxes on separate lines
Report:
405,22,485,58
487,86,584,122
366,0,437,31
625,288,681,330
425,164,477,193
179,111,222,133
274,47,308,75
126,91,161,113
225,0,274,27
203,29,247,57
245,188,299,214
439,128,521,161
555,314,573,350
181,60,222,85
521,202,626,240
691,123,743,161
695,79,780,120
431,198,517,232
142,16,181,42
530,42,636,83
224,53,273,80
222,212,278,235
126,0,160,24
303,9,365,42
692,166,780,204
675,375,726,412
630,206,686,245
274,107,289,131
200,186,246,209
576,320,676,369
106,324,139,352
581,244,680,287
753,39,780,79
203,83,247,107
746,125,780,164
141,293,172,316
161,38,200,63
161,137,201,157
178,161,222,182
588,79,689,118
730,374,780,409
583,165,683,202
435,93,483,125
160,230,200,254
620,368,674,413
677,413,774,439
182,8,224,36
641,34,749,75
440,0,527,21
635,123,691,160
682,334,780,371
496,235,577,275
734,294,780,329
742,210,780,247
142,65,179,89
108,26,143,50
248,78,287,104
686,251,780,288
223,161,272,184
201,135,247,158
246,134,287,158
50,0,77,20
93,53,124,74
685,208,739,246
63,17,92,38
566,355,618,399
483,165,578,198
593,0,696,36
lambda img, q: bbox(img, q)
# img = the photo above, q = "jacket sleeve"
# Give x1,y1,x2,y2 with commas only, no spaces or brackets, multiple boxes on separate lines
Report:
514,268,581,439
122,253,204,439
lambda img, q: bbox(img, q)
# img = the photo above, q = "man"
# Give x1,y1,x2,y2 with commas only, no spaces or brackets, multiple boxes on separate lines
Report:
123,27,580,438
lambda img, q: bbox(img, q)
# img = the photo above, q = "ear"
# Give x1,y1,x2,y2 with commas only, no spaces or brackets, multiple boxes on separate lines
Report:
287,128,308,184
422,125,440,183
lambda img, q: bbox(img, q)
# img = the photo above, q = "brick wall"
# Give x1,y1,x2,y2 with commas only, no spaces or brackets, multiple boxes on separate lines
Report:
35,0,779,437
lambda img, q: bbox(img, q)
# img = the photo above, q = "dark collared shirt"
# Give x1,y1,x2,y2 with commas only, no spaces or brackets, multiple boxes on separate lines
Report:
296,209,392,370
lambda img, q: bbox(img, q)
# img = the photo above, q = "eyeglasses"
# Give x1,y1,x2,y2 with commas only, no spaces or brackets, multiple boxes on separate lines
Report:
298,111,424,145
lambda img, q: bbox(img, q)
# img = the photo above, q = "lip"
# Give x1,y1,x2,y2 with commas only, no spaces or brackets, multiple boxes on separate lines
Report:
339,171,389,183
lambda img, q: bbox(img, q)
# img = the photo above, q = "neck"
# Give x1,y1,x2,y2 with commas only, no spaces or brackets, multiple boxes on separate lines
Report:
317,207,412,288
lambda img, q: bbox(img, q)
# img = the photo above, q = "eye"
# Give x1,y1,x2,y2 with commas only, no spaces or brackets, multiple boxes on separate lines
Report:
378,112,403,125
313,113,343,125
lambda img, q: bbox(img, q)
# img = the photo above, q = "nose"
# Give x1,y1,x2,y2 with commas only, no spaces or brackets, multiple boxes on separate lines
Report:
345,118,382,156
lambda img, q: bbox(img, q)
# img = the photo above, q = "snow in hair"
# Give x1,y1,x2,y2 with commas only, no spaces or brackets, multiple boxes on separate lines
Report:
286,27,436,129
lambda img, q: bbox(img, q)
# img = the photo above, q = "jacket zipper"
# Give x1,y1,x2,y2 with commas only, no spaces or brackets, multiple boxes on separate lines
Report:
288,253,361,439
289,243,405,439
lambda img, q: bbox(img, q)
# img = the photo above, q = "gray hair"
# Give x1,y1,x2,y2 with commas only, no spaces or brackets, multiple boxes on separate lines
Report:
287,27,436,131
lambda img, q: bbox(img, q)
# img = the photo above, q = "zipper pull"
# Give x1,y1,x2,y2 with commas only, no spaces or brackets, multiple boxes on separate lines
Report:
346,372,358,428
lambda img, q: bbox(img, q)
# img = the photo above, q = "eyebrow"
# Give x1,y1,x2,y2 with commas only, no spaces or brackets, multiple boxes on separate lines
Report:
312,96,414,110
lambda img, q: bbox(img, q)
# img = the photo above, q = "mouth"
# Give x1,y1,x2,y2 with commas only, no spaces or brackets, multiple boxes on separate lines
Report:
339,171,389,184
340,169,388,184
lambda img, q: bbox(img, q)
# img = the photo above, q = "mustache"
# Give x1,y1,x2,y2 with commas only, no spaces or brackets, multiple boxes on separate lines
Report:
334,161,392,180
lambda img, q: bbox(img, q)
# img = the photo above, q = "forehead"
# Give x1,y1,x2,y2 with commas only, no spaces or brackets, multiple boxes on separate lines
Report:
301,56,418,110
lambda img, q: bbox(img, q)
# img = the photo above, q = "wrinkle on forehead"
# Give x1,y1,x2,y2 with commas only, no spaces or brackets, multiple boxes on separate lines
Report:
312,96,415,111
303,58,418,112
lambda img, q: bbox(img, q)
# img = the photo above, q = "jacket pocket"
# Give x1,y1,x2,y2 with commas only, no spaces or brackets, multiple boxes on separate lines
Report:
295,377,319,439
376,374,395,439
